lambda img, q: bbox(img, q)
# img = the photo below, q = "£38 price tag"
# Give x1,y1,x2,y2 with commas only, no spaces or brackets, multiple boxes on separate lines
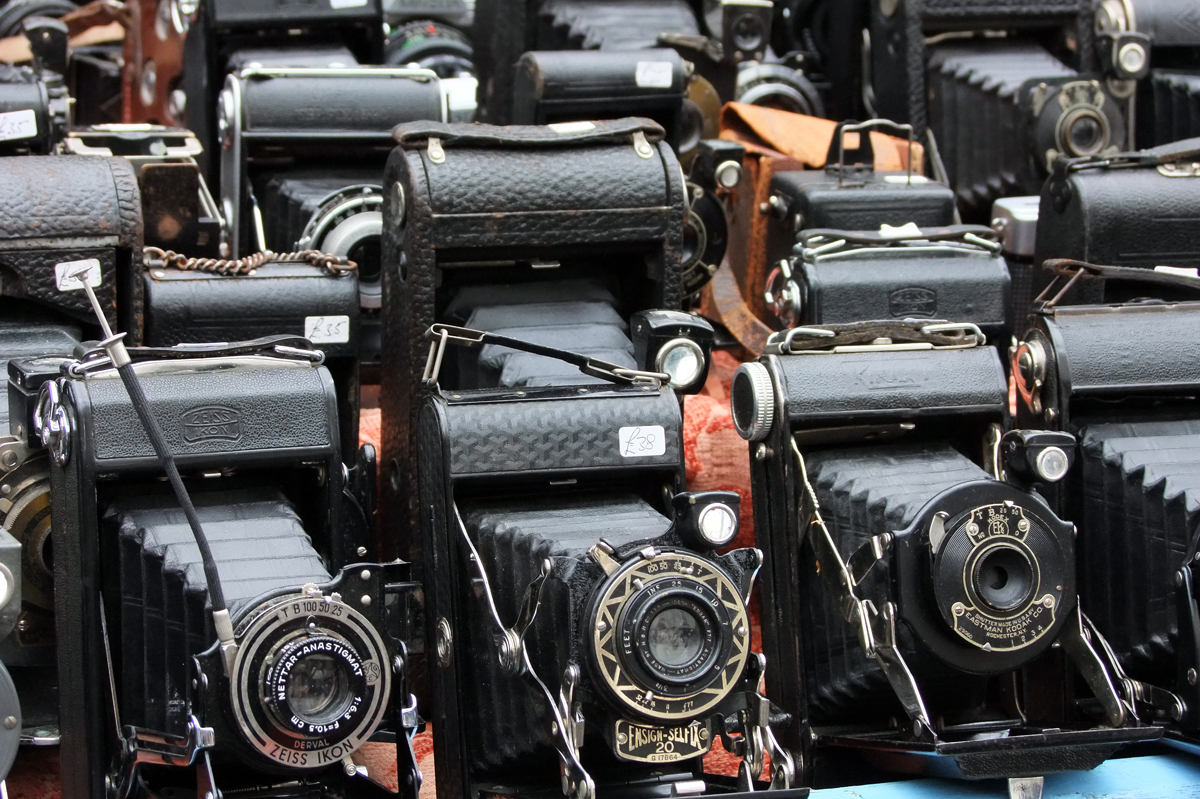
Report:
304,315,350,344
619,425,666,458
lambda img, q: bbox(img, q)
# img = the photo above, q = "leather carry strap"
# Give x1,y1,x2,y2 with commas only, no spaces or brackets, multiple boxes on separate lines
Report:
799,224,1000,249
393,117,665,148
1041,259,1200,301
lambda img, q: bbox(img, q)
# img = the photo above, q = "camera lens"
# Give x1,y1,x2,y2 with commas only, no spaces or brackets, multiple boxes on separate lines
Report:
731,14,765,53
287,651,354,724
972,545,1035,612
647,607,704,668
656,338,705,390
1060,109,1109,157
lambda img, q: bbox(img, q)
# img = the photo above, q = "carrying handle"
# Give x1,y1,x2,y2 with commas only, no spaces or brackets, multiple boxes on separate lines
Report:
1036,259,1200,308
825,119,916,186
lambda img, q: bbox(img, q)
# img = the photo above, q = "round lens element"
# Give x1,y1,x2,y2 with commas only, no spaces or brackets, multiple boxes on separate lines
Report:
647,607,704,668
973,545,1035,612
731,14,765,52
287,651,354,724
1059,108,1109,157
656,338,705,390
1035,446,1070,482
697,502,738,548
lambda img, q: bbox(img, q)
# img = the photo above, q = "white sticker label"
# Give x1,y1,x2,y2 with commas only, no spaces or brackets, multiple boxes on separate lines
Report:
883,174,930,184
619,425,666,458
549,121,596,134
1156,265,1200,278
55,259,102,291
330,0,367,7
305,315,351,344
635,61,675,89
0,109,37,143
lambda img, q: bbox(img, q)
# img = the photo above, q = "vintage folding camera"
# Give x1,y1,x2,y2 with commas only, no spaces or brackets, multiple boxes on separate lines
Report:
1094,0,1200,146
473,0,777,125
683,139,745,298
1013,261,1200,740
0,20,70,157
764,225,1010,347
990,196,1040,330
1038,138,1200,276
733,320,1161,786
926,41,1128,218
382,0,475,78
415,329,802,799
866,0,1094,136
379,117,702,556
44,330,416,799
760,120,957,275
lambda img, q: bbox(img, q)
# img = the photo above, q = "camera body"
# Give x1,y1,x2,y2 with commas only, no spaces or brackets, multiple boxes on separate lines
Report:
764,226,1010,346
734,321,1158,782
44,339,414,799
926,42,1127,218
417,372,797,799
379,117,690,560
1013,268,1200,734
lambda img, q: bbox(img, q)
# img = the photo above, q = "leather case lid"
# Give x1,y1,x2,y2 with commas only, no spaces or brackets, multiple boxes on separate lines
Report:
80,359,336,461
800,250,1010,331
1047,302,1200,396
0,156,139,242
440,387,682,477
393,117,665,148
143,263,360,358
242,73,444,135
516,49,687,101
776,346,1007,424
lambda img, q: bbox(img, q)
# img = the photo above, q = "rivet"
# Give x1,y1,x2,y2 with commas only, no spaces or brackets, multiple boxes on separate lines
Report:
360,569,371,581
361,594,371,606
1189,668,1197,686
3,716,15,729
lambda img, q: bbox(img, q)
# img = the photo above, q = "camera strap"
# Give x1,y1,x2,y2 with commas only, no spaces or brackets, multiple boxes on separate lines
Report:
1037,259,1200,308
420,323,669,388
143,246,357,277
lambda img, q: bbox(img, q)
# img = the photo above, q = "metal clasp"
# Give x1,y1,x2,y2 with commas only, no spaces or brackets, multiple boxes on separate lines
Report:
428,137,445,165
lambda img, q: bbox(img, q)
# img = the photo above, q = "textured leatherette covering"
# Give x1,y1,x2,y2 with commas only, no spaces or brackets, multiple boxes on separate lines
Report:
0,156,144,340
242,73,443,134
1046,303,1200,396
80,362,335,461
443,388,682,477
1038,167,1200,269
776,346,1007,423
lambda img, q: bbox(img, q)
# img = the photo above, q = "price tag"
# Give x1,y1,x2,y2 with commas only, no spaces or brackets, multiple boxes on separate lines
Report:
304,315,351,344
618,425,666,458
55,259,102,291
330,0,367,7
0,109,36,143
635,61,674,89
549,121,596,134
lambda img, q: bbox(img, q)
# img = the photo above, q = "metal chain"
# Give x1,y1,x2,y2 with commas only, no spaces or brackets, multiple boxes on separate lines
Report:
143,247,357,277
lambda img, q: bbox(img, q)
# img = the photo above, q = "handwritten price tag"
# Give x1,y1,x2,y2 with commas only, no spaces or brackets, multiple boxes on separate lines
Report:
304,315,350,344
0,109,36,143
54,259,102,291
618,425,666,458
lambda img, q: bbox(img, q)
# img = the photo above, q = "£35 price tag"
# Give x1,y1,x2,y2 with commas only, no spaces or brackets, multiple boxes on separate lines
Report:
0,109,36,143
304,315,351,344
619,426,666,458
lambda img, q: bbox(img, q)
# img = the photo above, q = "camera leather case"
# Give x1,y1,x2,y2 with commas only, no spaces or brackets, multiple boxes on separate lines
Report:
0,156,144,342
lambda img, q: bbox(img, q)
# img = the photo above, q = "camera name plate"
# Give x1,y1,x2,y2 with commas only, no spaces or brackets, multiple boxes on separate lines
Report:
611,718,713,763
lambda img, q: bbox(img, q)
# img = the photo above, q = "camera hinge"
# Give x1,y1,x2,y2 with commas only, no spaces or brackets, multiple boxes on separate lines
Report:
453,503,596,799
791,440,935,740
1057,607,1132,727
112,716,216,799
1080,609,1183,725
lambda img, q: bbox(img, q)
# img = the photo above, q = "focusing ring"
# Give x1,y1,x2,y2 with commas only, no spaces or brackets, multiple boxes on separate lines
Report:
731,362,775,442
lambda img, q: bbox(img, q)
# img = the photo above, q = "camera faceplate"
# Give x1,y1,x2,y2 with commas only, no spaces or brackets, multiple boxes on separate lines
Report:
589,548,750,723
229,585,392,770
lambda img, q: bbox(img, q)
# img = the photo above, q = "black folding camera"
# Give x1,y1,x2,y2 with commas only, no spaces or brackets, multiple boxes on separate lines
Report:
416,330,802,799
379,117,713,560
734,320,1159,785
45,334,416,799
764,225,1010,347
1013,261,1200,740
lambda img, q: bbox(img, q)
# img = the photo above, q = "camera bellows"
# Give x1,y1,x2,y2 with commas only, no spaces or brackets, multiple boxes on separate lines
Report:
1152,72,1200,146
804,443,991,720
107,488,329,737
1078,420,1200,686
460,495,671,772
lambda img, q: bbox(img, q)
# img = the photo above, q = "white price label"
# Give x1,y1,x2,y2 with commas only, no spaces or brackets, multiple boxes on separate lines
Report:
55,259,102,291
304,315,351,344
330,0,367,7
618,425,666,458
549,121,596,134
635,61,674,89
0,109,36,143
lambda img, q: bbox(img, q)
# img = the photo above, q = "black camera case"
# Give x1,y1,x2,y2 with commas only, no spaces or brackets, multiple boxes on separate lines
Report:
736,323,1158,783
46,341,389,798
0,156,144,344
512,49,691,150
1038,138,1200,274
1014,272,1200,735
379,117,686,558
